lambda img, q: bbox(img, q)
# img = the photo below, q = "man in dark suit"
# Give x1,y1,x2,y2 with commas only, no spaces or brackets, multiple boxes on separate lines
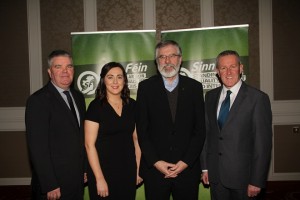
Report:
25,50,86,200
201,50,272,200
136,40,206,200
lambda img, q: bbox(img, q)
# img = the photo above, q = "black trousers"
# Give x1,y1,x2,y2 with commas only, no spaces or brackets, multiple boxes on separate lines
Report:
143,167,200,200
210,182,263,200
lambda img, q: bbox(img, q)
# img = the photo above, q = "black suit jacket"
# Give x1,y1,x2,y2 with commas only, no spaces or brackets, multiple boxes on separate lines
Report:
25,82,86,199
136,75,206,178
201,82,272,189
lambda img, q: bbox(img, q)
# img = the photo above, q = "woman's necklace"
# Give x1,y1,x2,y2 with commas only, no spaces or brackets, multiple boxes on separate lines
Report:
108,99,122,110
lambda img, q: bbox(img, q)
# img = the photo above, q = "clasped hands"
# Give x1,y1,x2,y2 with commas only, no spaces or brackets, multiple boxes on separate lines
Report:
154,160,188,178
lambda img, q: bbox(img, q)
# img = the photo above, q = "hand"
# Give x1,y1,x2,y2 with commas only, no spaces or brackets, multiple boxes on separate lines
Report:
136,174,143,185
84,172,88,183
247,184,261,197
202,171,209,185
47,188,61,200
154,160,176,177
165,161,188,178
96,178,109,197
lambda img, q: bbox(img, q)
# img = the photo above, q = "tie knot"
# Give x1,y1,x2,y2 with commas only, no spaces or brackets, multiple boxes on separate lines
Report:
63,91,73,100
226,90,232,97
63,90,70,96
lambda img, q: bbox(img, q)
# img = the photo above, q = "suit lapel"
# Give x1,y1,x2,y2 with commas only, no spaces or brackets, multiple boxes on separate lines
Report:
47,82,79,129
70,89,83,126
225,82,248,127
213,87,222,128
174,76,185,125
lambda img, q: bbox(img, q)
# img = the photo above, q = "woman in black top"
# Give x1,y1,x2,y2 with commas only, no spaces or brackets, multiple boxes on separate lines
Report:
85,62,142,199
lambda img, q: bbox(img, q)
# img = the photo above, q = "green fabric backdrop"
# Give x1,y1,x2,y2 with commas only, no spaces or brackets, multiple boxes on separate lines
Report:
84,184,210,200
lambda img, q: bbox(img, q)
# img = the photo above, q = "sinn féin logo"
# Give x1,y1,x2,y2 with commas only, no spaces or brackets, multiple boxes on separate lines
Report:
77,71,100,96
180,67,192,78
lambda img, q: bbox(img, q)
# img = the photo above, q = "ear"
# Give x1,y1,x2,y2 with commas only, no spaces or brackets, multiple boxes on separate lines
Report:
214,67,220,77
179,55,183,63
239,64,244,74
47,68,52,78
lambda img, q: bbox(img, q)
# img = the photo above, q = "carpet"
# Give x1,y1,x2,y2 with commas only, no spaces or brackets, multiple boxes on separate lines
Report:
0,181,299,200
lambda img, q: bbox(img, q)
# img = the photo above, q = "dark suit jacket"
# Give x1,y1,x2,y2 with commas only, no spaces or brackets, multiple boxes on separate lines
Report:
136,75,206,179
25,82,86,199
201,81,272,189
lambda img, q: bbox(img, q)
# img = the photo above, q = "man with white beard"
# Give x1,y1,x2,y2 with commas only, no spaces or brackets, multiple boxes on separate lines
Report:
136,40,206,200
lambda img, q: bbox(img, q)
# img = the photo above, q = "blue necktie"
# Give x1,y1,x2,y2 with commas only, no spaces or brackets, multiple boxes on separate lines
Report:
218,90,232,129
63,91,79,127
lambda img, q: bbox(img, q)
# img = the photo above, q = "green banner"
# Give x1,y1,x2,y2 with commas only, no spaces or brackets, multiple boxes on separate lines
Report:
162,24,249,93
71,30,156,103
72,25,248,200
71,30,156,200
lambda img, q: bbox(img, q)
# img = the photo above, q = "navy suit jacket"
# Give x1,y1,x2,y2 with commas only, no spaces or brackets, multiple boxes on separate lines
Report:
136,75,206,178
26,82,86,199
201,81,272,189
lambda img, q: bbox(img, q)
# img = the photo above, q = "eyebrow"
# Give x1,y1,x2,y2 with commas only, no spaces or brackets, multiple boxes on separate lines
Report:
106,74,123,76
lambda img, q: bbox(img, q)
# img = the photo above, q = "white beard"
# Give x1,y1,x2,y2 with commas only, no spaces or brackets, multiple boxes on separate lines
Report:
158,64,180,78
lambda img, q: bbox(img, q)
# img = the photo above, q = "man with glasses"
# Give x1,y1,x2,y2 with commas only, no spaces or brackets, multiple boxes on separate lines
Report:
136,40,206,200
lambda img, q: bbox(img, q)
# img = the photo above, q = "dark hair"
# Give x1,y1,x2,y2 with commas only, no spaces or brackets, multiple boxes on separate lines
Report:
155,40,182,59
215,50,241,68
95,62,130,104
47,50,72,67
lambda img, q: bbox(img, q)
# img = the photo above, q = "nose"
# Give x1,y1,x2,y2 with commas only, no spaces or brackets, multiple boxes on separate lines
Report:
164,56,171,63
225,68,232,74
62,66,68,72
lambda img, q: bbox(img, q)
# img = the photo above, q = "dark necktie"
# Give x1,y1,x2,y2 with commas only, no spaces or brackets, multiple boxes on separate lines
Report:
218,90,232,129
63,91,79,127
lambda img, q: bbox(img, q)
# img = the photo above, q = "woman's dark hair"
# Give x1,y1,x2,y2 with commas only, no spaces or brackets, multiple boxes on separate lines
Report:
95,62,130,104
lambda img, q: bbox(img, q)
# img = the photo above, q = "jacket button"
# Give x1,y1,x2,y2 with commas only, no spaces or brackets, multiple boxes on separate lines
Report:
219,137,223,140
219,153,222,156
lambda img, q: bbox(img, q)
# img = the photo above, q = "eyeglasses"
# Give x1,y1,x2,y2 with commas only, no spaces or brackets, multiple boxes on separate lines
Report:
157,54,181,61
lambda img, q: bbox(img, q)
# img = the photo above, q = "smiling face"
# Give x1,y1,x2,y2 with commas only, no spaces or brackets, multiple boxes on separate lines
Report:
47,56,74,90
216,54,243,89
104,67,125,97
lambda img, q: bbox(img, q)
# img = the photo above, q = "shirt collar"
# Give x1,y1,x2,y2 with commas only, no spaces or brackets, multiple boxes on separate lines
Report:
51,81,70,93
162,75,179,92
222,79,242,96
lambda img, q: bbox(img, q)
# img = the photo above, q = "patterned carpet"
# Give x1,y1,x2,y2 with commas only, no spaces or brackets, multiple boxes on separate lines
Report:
0,181,299,200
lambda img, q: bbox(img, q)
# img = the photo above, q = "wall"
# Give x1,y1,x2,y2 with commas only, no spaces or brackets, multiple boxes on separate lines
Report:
0,1,31,184
0,0,299,185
